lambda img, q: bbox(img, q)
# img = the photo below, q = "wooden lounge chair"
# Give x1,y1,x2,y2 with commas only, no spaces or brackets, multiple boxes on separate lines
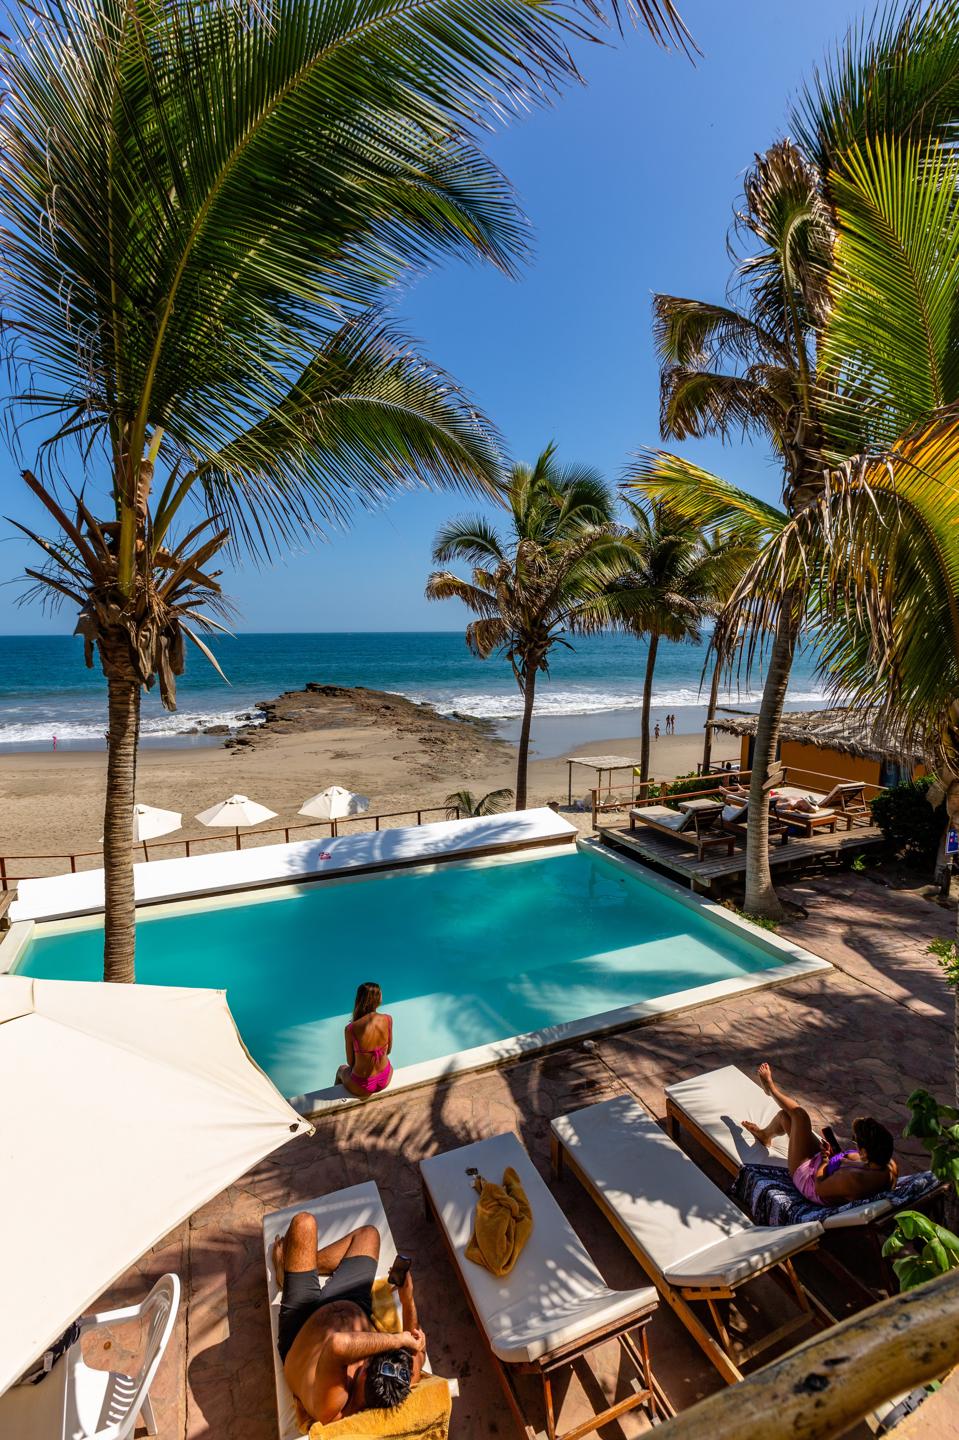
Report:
663,1065,944,1293
420,1129,666,1439
629,799,735,860
774,802,847,836
262,1182,456,1440
720,796,789,846
551,1095,827,1385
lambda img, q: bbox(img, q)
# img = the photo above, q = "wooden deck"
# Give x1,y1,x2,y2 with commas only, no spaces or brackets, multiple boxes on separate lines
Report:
596,818,885,894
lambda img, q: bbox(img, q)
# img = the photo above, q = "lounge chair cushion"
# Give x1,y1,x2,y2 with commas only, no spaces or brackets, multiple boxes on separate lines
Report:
733,1163,940,1232
552,1096,820,1284
420,1131,657,1364
666,1065,790,1170
779,806,835,821
630,805,690,831
722,804,746,822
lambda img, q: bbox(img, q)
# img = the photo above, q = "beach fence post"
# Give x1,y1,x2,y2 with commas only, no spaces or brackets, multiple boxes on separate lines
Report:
0,855,6,891
568,761,573,807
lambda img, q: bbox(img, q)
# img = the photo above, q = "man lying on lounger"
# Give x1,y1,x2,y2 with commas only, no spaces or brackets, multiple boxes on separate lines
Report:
273,1215,425,1423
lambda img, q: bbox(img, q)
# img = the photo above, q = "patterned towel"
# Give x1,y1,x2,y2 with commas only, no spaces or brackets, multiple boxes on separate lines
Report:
732,1164,940,1228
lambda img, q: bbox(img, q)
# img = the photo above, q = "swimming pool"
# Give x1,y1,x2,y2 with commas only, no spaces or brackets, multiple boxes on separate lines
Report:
12,844,827,1105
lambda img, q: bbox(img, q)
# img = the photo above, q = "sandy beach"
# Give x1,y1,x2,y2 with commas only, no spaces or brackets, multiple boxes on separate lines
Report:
0,683,738,873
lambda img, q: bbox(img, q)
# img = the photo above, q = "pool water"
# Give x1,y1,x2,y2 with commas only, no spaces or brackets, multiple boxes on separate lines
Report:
16,848,784,1099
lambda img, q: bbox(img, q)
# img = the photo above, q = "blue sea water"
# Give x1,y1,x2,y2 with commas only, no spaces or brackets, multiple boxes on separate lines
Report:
0,630,827,752
17,847,781,1098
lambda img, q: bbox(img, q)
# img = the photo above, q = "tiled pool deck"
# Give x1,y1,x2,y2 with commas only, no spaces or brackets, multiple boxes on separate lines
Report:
83,872,956,1437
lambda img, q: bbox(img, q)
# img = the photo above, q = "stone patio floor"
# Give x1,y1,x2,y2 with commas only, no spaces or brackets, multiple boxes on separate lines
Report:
84,869,957,1438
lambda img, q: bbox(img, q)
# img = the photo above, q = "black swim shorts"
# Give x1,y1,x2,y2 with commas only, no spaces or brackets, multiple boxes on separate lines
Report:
277,1255,377,1362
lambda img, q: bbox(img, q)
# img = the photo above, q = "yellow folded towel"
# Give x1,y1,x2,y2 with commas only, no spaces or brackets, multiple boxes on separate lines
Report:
307,1374,452,1439
465,1166,533,1278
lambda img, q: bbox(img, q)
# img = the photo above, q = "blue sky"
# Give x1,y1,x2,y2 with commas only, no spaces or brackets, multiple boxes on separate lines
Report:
0,0,867,634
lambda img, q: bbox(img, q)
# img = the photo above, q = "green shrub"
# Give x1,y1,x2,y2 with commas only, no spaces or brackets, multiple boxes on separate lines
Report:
870,777,945,865
662,772,732,802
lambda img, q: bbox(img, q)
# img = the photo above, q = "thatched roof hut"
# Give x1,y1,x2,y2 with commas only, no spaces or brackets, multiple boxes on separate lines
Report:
708,707,925,765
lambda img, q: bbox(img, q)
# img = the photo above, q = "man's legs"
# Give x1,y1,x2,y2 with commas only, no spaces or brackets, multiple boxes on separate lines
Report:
274,1217,379,1287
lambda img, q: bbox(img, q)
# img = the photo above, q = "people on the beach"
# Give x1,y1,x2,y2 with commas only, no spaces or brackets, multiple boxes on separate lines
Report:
654,722,660,741
336,982,394,1098
742,1063,898,1206
273,1214,424,1423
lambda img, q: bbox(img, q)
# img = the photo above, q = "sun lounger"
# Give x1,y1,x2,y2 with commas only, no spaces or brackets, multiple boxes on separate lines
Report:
720,795,789,846
420,1130,665,1439
551,1095,826,1384
629,800,735,860
262,1182,455,1440
664,1066,945,1292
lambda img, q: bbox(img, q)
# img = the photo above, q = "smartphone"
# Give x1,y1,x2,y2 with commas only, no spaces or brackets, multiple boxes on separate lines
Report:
387,1254,412,1288
821,1124,841,1155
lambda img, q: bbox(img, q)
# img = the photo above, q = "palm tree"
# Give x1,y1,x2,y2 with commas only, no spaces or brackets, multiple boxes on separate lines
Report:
426,447,630,808
615,501,753,789
1,0,687,983
629,141,832,916
444,788,515,819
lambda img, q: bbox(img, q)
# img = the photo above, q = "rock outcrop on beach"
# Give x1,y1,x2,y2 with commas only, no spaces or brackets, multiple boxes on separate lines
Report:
224,682,509,784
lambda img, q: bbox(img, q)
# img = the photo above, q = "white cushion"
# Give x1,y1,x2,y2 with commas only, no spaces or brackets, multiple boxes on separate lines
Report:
722,804,746,822
631,805,690,831
552,1097,822,1287
666,1065,790,1169
420,1132,656,1363
664,1223,821,1287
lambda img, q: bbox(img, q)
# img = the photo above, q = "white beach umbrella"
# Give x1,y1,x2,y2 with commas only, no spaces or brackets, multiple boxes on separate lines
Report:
195,793,278,850
299,785,370,828
0,975,311,1397
101,803,182,859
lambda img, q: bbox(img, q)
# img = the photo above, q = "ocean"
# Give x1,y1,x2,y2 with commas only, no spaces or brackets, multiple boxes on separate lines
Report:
0,631,828,756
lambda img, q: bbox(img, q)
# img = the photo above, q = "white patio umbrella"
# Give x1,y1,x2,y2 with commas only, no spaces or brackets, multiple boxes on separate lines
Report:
0,975,312,1396
299,786,370,834
101,803,182,859
195,793,278,850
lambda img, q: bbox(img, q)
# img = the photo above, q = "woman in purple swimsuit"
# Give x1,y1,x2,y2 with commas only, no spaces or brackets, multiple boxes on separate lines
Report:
742,1063,898,1205
336,982,394,1100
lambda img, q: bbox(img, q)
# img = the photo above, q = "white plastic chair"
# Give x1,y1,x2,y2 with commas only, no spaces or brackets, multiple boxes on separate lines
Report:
63,1273,180,1440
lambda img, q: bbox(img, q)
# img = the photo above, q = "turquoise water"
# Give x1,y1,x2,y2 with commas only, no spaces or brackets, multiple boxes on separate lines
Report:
16,849,780,1098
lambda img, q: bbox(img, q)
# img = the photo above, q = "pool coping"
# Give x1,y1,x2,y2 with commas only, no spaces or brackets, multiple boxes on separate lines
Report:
288,838,833,1117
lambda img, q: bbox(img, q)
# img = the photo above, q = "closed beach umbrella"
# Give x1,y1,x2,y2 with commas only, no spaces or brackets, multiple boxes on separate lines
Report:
299,785,370,825
0,975,311,1397
196,794,277,850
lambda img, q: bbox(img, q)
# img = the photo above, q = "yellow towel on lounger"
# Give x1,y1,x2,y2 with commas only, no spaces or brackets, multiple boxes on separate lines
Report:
465,1166,533,1278
306,1375,452,1439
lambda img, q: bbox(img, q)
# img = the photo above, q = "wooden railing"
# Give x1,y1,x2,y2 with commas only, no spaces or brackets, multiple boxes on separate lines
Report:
589,765,888,828
654,1266,959,1439
0,804,460,891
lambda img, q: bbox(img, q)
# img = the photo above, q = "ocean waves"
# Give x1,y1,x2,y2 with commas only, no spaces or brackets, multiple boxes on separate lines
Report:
417,684,829,721
0,706,263,746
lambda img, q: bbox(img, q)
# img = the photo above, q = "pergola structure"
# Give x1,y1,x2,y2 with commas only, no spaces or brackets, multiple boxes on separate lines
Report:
566,754,641,806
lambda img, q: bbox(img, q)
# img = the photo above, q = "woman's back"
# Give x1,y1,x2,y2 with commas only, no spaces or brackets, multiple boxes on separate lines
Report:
348,1011,392,1079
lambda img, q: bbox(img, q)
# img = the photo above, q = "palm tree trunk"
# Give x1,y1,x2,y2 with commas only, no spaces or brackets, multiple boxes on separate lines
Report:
102,669,140,983
702,646,723,774
639,633,660,791
743,596,798,920
515,670,537,810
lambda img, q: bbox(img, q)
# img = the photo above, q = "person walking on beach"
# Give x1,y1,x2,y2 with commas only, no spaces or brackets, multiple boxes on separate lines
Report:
654,722,660,742
337,982,394,1098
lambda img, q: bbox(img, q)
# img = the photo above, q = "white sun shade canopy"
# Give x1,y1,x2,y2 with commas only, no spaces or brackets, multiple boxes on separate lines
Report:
298,786,370,821
0,976,312,1396
195,794,278,828
100,803,182,845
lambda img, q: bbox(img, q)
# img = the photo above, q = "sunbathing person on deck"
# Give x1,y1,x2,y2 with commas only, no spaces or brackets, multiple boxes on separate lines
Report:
273,1214,425,1424
336,981,394,1098
742,1062,898,1205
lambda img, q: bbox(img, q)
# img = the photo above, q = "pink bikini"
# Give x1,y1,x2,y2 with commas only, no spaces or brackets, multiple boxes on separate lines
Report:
347,1015,393,1095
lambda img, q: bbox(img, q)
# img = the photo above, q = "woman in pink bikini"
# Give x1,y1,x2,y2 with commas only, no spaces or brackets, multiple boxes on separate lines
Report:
336,982,394,1099
742,1063,897,1205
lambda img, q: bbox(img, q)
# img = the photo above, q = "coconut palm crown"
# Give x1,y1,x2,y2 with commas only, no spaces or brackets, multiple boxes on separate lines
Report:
427,446,632,808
